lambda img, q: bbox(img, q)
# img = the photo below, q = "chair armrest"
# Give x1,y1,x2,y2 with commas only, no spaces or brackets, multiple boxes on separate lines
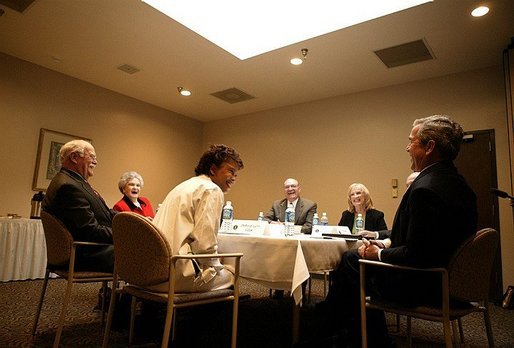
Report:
171,253,243,261
73,241,112,247
359,259,446,274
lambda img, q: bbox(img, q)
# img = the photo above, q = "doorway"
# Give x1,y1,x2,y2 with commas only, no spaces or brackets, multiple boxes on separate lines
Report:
454,129,502,302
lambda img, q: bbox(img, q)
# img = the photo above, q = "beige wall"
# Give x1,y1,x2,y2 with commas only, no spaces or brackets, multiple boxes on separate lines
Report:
0,53,203,216
1,52,513,289
203,65,514,288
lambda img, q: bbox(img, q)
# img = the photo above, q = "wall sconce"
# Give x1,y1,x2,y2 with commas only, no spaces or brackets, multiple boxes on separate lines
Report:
177,87,191,96
290,48,308,65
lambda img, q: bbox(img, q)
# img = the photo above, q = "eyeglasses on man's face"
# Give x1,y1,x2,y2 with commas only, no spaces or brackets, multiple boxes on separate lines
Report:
75,151,97,161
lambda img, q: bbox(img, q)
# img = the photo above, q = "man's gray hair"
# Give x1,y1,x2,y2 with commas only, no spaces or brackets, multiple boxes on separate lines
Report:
413,115,464,160
59,139,92,163
118,171,144,193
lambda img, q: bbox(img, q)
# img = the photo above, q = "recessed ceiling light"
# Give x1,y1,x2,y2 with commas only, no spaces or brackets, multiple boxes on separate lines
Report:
142,0,433,60
177,87,191,96
290,58,303,65
290,48,308,65
471,6,489,17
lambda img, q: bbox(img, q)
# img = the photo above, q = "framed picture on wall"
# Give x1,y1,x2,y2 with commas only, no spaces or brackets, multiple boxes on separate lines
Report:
32,128,91,191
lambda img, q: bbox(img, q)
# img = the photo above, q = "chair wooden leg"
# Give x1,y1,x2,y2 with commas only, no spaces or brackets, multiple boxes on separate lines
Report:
442,319,453,348
359,265,367,348
102,280,120,348
451,320,460,348
53,278,74,348
307,276,312,304
232,295,239,348
100,281,107,325
483,307,495,347
161,299,175,348
394,314,401,333
458,318,464,343
32,270,50,336
406,317,412,347
128,296,137,346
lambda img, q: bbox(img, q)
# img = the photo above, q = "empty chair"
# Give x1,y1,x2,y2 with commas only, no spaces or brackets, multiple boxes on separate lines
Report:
360,228,499,348
32,211,113,348
102,212,243,348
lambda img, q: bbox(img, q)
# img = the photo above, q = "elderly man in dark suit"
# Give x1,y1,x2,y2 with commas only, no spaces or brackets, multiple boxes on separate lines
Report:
265,177,317,234
43,139,117,273
320,115,477,347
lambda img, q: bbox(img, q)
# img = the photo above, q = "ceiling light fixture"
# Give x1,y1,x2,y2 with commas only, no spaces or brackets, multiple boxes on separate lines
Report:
290,48,308,65
142,0,433,60
177,87,191,96
471,6,489,17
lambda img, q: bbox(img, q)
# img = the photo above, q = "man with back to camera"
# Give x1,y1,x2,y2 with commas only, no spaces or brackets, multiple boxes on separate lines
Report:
43,139,117,273
151,144,244,292
317,115,477,347
265,177,317,234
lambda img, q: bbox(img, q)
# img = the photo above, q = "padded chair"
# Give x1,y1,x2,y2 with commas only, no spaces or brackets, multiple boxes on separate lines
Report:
32,211,113,348
359,228,499,348
307,270,332,303
102,212,243,348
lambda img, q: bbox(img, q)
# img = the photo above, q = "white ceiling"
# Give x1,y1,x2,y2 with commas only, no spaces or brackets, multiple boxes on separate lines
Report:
1,0,513,122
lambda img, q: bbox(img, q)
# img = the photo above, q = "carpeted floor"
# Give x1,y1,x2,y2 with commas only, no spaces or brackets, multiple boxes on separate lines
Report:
1,277,513,347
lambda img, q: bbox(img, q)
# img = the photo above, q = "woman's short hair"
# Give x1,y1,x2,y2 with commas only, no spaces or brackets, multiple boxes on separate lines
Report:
347,183,374,213
118,171,144,194
59,139,92,163
413,115,464,160
194,144,244,176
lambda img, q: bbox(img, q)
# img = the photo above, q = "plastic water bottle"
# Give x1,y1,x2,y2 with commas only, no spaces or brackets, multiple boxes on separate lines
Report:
257,211,264,221
320,212,329,226
221,201,234,232
355,213,364,234
312,213,320,226
285,204,295,236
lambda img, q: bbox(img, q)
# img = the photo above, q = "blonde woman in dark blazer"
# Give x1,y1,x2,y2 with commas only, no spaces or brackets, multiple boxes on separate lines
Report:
338,183,387,236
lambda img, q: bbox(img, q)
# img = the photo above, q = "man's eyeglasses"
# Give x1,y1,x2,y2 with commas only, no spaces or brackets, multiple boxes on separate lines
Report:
75,152,97,161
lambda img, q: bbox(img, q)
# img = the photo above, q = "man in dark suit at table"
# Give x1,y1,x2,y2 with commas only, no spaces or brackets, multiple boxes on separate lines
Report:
319,115,477,347
42,139,116,273
265,177,317,234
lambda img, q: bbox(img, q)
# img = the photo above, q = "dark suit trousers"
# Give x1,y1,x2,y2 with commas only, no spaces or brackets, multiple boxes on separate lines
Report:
75,245,114,273
325,250,389,347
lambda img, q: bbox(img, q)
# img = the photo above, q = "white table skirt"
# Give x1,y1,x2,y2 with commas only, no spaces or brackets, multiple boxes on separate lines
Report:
218,233,359,304
0,218,47,281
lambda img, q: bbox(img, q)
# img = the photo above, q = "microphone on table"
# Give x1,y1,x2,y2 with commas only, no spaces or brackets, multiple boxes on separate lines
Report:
490,188,514,207
490,188,514,200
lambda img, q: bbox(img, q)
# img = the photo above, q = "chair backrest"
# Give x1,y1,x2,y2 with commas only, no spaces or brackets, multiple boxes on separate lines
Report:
112,212,172,286
40,211,74,266
448,228,499,302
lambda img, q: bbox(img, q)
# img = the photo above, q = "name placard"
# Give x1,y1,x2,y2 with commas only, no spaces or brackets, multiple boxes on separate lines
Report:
221,219,267,235
311,225,352,236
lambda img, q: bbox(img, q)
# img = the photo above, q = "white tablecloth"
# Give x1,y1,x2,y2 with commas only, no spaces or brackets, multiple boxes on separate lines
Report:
0,218,47,281
218,233,359,304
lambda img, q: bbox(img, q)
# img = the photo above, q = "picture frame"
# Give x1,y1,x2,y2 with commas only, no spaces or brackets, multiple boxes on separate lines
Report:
32,128,91,191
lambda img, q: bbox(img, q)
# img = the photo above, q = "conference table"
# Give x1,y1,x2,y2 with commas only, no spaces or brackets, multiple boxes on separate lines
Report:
217,230,361,345
0,217,48,282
